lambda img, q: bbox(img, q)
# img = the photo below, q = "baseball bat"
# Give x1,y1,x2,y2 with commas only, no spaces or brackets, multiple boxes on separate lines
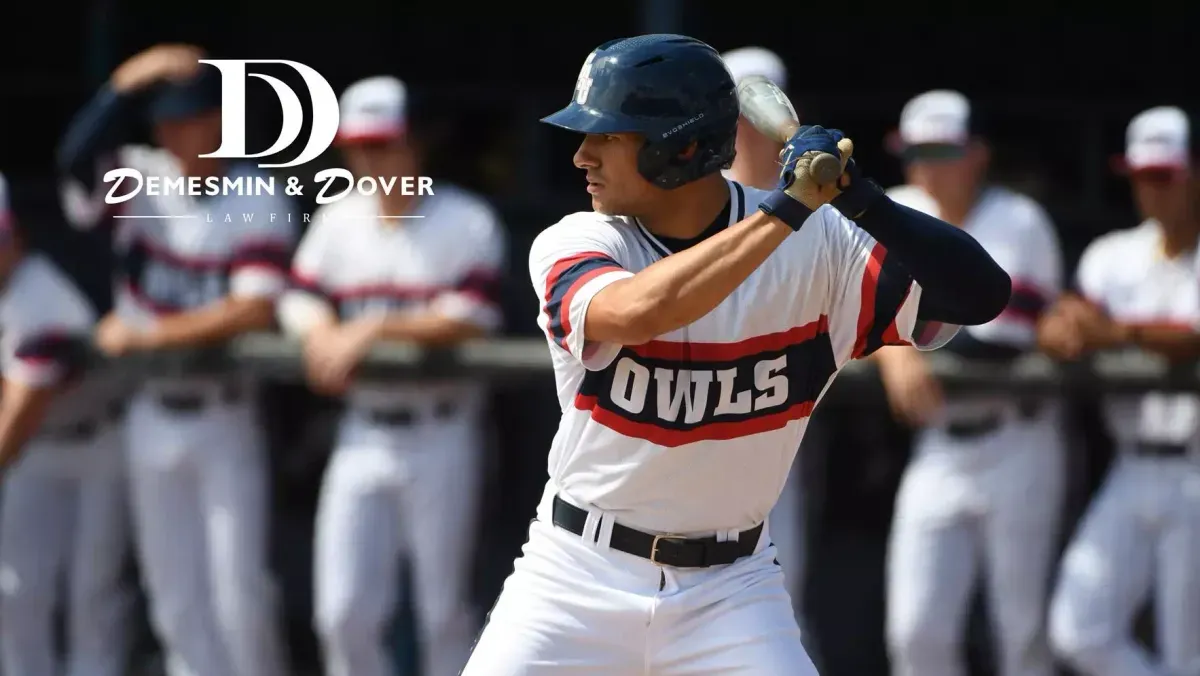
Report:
735,75,850,186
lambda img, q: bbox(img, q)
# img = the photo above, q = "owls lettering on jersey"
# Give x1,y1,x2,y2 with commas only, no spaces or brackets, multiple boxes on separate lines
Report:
288,187,506,328
1077,220,1200,446
531,181,939,534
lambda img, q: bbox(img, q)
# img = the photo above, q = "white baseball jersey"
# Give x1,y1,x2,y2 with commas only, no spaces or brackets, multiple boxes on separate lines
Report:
887,184,1062,427
284,185,506,409
0,253,106,428
531,180,950,535
64,146,298,331
1077,219,1200,448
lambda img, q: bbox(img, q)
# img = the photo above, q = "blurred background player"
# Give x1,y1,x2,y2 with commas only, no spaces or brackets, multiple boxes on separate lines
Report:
1045,105,1200,676
277,75,507,676
878,90,1066,676
55,43,295,676
0,172,133,676
719,44,812,630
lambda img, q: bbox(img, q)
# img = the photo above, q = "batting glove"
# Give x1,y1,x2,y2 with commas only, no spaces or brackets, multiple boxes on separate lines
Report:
759,125,852,231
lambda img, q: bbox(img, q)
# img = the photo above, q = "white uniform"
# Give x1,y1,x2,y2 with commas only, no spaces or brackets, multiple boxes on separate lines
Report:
1047,219,1200,676
882,184,1065,676
463,181,954,674
280,185,506,676
0,252,132,676
720,45,810,624
62,146,295,676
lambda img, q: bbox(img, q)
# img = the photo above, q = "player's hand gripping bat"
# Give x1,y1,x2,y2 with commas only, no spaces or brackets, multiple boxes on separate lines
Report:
736,75,853,188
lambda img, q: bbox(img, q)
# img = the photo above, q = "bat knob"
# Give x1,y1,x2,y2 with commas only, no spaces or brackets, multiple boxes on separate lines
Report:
809,153,843,186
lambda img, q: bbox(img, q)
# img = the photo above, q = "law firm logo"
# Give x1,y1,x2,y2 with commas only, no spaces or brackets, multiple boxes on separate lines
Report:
200,59,339,169
102,60,434,217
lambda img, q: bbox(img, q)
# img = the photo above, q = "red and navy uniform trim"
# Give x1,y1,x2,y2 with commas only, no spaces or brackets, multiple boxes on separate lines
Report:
852,243,915,358
542,252,625,352
13,331,89,383
573,316,837,447
1000,279,1050,324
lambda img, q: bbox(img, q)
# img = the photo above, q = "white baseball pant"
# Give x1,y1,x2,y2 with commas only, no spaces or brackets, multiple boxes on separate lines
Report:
0,423,133,676
125,383,288,676
886,420,1066,676
1048,453,1200,676
313,402,482,676
462,488,820,676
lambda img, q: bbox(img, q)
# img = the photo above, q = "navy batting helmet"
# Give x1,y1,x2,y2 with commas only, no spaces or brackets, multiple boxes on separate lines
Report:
541,34,739,189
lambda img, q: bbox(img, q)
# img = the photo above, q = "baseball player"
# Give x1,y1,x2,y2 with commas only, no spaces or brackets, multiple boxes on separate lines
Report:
276,75,506,676
0,173,133,676
719,44,810,622
55,44,294,676
1044,105,1200,676
877,90,1066,676
462,34,1012,675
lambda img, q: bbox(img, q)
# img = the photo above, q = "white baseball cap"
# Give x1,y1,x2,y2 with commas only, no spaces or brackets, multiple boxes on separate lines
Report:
336,76,408,145
895,90,973,151
720,46,788,90
1116,106,1192,173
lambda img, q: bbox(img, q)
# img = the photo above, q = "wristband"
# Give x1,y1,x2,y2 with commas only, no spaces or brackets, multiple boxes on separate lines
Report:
758,190,813,232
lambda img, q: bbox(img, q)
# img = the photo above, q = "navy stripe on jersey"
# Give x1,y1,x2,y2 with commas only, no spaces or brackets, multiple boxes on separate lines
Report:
1001,280,1050,323
290,271,330,301
573,317,836,447
456,268,502,305
230,241,292,272
120,238,231,313
543,252,624,351
854,243,915,359
13,332,89,382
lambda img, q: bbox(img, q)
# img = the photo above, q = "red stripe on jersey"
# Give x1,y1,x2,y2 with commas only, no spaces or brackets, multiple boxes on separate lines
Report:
852,242,887,358
574,396,816,448
880,282,913,346
543,251,624,352
626,316,830,361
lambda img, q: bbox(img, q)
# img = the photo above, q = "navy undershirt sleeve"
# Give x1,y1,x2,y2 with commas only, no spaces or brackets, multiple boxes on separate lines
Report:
56,84,134,189
853,197,1012,326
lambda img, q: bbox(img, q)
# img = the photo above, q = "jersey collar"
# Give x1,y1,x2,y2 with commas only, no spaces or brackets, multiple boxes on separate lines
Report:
634,180,746,257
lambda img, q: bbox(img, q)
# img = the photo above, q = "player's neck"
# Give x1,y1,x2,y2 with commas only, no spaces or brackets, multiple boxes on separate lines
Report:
1157,215,1200,259
637,175,730,240
728,157,780,192
929,184,983,228
378,192,418,220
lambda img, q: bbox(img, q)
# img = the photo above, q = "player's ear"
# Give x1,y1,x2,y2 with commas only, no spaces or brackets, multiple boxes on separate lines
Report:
676,141,698,161
968,137,991,167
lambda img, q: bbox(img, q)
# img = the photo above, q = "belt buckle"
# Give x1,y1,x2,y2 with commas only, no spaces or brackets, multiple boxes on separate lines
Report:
649,533,686,567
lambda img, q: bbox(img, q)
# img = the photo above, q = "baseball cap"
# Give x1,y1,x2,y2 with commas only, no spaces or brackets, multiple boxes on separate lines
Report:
720,46,788,90
891,90,975,161
336,76,408,145
1114,106,1192,174
148,67,222,124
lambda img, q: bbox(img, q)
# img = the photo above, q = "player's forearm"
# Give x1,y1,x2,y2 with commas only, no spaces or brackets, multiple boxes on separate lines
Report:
0,383,55,471
1119,322,1200,361
56,84,132,187
144,297,276,349
371,313,487,346
591,211,793,344
854,197,1011,326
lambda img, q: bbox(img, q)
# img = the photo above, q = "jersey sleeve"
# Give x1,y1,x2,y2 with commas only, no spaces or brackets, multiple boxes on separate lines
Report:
975,201,1063,345
276,215,337,336
822,207,958,366
229,197,300,299
529,218,634,371
2,269,95,388
429,205,508,332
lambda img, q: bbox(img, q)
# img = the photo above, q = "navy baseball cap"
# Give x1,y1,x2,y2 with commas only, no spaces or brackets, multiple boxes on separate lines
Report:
148,67,222,123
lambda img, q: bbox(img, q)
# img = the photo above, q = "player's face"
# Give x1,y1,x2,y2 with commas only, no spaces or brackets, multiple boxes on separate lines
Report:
341,137,416,182
1130,168,1193,223
152,110,223,170
573,133,658,215
904,141,987,200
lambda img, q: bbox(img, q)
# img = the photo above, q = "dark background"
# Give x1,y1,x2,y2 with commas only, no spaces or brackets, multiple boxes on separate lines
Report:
1,3,1195,674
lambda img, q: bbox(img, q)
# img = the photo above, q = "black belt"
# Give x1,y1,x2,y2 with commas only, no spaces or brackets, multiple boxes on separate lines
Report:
157,383,244,413
39,400,127,443
551,495,762,568
364,399,459,427
1135,441,1191,458
945,416,1004,440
